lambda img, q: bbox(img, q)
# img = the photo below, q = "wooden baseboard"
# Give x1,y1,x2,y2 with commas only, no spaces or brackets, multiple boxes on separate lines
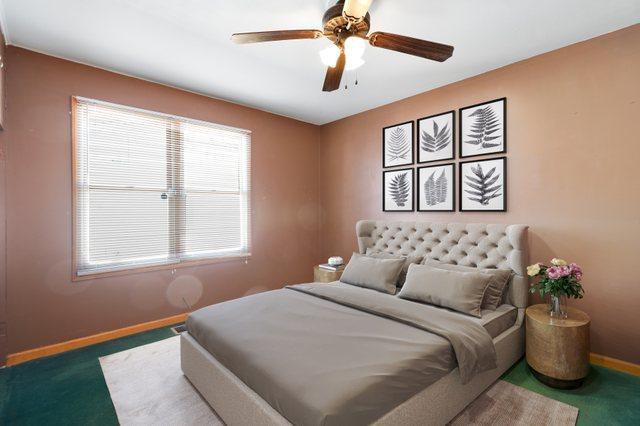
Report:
590,353,640,376
5,313,188,367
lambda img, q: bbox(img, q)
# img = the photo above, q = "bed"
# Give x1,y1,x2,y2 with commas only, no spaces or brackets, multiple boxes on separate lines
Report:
181,220,529,425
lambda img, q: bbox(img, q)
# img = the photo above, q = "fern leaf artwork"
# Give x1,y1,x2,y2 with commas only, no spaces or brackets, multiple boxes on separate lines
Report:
465,164,502,205
389,172,410,207
421,121,451,153
464,105,501,149
424,170,448,206
386,127,410,161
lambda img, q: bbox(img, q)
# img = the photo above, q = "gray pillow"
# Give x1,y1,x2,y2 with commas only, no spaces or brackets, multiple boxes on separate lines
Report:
365,248,424,287
422,259,512,311
340,252,405,294
398,264,492,317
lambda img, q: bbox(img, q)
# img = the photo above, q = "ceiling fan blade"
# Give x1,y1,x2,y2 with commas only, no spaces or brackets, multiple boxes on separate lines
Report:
232,30,324,44
322,51,346,92
368,32,454,62
343,0,374,21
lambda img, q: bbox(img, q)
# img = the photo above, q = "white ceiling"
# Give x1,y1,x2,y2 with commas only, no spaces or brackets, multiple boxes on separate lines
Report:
2,0,639,125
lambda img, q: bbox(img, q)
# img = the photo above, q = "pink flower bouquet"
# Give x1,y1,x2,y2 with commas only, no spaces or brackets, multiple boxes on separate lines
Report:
527,258,584,299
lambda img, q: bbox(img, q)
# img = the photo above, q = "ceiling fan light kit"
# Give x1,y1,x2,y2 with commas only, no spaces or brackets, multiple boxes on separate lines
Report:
231,0,454,92
319,44,341,67
344,36,366,60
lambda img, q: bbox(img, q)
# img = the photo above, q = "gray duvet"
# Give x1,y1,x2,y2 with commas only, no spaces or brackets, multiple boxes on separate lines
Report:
186,283,497,425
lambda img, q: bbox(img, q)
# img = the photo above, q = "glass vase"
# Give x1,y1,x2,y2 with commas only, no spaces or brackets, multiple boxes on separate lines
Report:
548,295,568,319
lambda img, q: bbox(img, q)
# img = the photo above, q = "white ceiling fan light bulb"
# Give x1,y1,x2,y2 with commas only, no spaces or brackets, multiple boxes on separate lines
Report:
345,56,365,71
319,44,341,67
344,36,366,60
343,0,374,21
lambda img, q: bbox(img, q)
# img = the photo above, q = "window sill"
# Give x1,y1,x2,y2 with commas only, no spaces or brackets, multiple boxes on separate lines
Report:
73,253,251,282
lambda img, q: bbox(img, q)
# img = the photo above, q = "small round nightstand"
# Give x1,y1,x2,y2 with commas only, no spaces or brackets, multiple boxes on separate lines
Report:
525,304,590,389
313,265,343,283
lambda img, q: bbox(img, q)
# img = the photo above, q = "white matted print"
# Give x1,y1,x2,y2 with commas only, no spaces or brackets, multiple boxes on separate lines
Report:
383,121,414,168
418,111,455,163
459,157,506,212
418,163,455,212
383,168,414,211
460,98,506,158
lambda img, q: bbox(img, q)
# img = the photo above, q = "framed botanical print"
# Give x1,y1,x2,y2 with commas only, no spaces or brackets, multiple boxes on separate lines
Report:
383,121,414,168
417,111,455,163
459,97,506,158
459,157,506,212
417,163,455,212
383,168,414,212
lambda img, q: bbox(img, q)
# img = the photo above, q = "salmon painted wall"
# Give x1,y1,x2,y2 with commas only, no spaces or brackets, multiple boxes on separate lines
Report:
0,29,7,362
318,25,640,364
3,47,320,354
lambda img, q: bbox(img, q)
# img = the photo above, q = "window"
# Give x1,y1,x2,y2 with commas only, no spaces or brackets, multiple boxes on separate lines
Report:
73,97,251,278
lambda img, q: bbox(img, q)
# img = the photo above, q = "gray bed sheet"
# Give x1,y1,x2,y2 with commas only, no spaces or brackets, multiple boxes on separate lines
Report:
479,304,517,338
186,283,498,426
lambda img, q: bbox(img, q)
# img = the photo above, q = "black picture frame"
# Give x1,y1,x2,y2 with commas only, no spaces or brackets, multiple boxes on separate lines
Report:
459,97,507,159
417,110,455,164
383,167,415,212
459,157,507,212
417,163,455,212
382,120,415,168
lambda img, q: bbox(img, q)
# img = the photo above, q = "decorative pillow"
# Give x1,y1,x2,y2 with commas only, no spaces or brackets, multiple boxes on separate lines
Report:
340,252,405,294
365,248,424,287
398,264,492,317
422,259,512,311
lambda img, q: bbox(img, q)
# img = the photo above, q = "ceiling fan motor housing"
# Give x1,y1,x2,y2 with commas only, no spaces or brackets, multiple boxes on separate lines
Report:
322,1,370,44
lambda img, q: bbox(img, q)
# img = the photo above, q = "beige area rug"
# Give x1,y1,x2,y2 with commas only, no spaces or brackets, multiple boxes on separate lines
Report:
449,380,578,425
100,336,578,426
99,336,222,425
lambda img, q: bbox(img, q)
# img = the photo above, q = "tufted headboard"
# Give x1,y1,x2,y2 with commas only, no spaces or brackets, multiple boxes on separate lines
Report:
356,220,530,312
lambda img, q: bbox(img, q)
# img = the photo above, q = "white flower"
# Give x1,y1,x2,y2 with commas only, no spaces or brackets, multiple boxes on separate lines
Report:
527,263,541,277
551,258,567,266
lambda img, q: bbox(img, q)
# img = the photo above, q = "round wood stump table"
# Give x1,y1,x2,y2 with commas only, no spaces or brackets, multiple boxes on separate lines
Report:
525,304,590,389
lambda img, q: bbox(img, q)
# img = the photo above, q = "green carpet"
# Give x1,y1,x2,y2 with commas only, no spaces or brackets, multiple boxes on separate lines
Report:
0,327,175,425
1,326,639,425
502,360,640,425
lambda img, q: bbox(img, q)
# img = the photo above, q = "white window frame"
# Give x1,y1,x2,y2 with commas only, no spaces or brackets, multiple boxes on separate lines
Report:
72,96,251,280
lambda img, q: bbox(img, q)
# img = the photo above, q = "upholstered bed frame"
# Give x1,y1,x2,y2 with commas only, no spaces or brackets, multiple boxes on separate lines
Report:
181,220,529,425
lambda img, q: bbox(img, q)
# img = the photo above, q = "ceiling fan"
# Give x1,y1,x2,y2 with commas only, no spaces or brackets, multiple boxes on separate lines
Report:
231,0,454,92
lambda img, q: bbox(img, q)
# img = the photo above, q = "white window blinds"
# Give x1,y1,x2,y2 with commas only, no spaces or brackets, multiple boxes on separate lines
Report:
73,97,251,277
